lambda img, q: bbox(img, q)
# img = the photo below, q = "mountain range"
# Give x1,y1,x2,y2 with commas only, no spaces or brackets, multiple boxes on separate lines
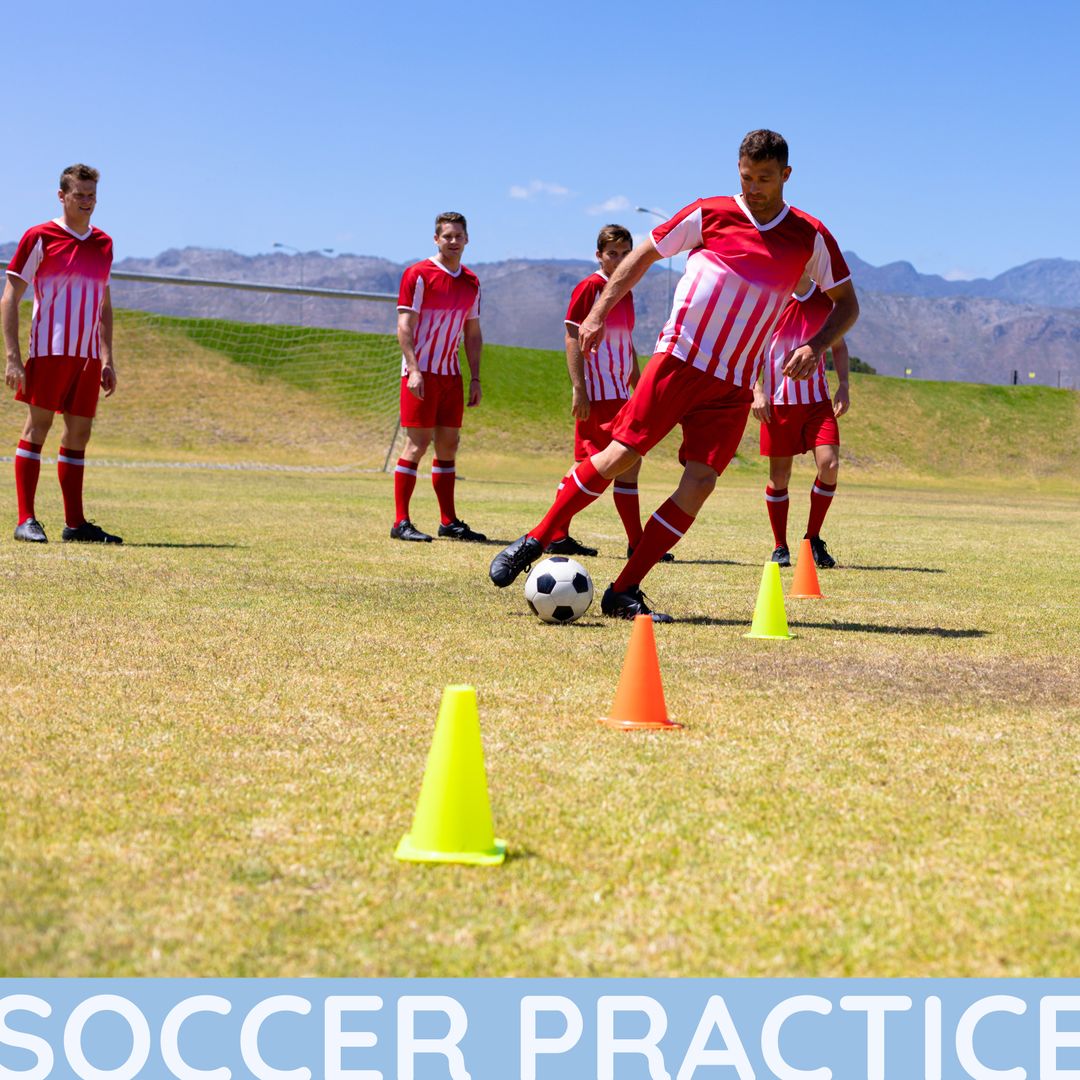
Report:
3,241,1077,387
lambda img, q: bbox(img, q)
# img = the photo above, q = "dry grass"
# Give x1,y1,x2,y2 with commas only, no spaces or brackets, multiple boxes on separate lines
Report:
1,456,1077,977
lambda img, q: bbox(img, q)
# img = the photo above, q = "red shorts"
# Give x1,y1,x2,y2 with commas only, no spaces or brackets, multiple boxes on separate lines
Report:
609,352,753,474
574,397,627,461
399,372,464,429
760,399,840,457
15,355,102,417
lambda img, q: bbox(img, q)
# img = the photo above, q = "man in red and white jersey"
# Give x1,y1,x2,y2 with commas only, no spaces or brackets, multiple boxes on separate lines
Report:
2,164,122,544
753,274,850,569
391,211,485,543
547,223,671,562
490,130,858,621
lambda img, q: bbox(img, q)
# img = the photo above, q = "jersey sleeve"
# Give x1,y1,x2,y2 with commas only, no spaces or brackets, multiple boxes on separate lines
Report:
466,281,480,321
651,200,704,258
397,265,424,312
6,227,44,285
564,277,600,326
804,223,851,292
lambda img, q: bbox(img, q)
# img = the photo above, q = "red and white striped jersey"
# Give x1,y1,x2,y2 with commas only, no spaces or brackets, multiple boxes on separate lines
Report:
651,195,849,388
397,257,481,376
6,220,113,360
762,284,834,404
565,271,636,401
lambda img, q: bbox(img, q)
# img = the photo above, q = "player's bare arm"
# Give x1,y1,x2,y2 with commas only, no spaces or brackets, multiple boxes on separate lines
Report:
397,309,424,400
783,281,859,380
463,318,482,407
99,287,117,397
579,240,663,354
564,324,590,420
2,275,28,393
751,371,772,423
831,337,850,417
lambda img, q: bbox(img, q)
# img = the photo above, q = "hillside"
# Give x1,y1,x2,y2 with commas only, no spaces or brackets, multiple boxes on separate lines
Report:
14,306,1075,487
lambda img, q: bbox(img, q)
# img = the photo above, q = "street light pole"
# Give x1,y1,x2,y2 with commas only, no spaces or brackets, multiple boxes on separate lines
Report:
273,242,335,326
635,206,674,308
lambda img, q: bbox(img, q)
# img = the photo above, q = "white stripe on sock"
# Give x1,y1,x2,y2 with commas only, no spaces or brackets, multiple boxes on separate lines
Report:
811,485,835,497
395,464,418,476
57,454,85,466
652,512,684,538
765,493,789,503
15,448,42,461
613,485,638,494
571,468,604,498
430,465,456,474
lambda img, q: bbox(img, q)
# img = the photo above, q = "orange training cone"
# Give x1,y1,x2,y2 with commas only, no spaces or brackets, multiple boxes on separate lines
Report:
789,538,824,599
601,614,683,731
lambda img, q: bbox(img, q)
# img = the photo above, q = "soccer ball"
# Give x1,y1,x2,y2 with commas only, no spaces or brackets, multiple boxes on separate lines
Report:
524,556,594,624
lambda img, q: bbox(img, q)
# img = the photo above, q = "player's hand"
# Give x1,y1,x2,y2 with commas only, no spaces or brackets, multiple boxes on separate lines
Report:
5,355,25,394
407,370,424,400
578,317,605,356
833,383,849,418
783,344,819,380
467,377,482,407
752,388,771,423
101,362,117,397
571,387,590,421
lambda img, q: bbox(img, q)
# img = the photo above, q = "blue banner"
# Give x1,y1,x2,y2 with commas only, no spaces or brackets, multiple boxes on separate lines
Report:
1,979,1077,1079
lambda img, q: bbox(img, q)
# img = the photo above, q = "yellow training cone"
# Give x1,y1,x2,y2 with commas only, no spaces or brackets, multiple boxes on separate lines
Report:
744,561,792,640
395,685,506,866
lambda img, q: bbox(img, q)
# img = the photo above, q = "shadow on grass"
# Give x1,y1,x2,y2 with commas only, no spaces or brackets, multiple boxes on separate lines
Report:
666,558,761,567
844,564,946,574
678,615,987,638
124,542,245,549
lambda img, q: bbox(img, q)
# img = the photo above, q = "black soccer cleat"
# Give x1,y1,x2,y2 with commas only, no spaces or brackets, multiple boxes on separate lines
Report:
437,518,487,542
14,517,48,543
62,520,123,544
771,544,791,567
489,534,542,588
807,535,836,568
627,543,675,564
545,535,598,558
600,583,674,623
390,519,433,542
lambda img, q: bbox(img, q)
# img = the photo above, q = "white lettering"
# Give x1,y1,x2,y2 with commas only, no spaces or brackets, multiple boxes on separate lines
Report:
1040,997,1080,1080
925,996,942,1080
0,995,53,1080
676,995,754,1080
64,995,151,1080
161,995,232,1080
397,997,470,1080
520,997,583,1080
839,995,912,1080
956,997,1026,1080
761,995,831,1080
598,996,670,1080
324,997,382,1080
239,996,312,1080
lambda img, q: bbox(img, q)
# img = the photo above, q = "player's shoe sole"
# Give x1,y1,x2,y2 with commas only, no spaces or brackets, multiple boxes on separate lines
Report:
14,518,48,543
62,521,122,544
390,519,433,542
437,518,487,542
807,535,836,568
600,583,673,623
545,535,598,557
771,544,791,567
489,534,542,588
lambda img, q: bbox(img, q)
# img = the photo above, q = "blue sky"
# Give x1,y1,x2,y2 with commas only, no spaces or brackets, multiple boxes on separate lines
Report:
3,0,1077,279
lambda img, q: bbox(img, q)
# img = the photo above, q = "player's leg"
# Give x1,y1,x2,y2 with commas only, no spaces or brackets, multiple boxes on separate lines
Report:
805,441,839,567
392,426,433,541
766,455,794,565
432,424,485,541
54,412,119,543
14,404,55,541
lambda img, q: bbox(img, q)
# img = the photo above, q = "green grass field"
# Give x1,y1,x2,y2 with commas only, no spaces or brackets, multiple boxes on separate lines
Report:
1,315,1078,976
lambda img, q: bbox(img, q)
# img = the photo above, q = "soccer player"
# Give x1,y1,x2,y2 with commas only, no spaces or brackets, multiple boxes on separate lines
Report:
753,274,850,569
3,164,122,544
391,212,486,543
490,130,859,621
547,224,671,562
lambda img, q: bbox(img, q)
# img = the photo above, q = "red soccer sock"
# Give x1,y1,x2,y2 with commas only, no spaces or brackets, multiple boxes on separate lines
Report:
15,439,43,524
765,484,790,547
614,497,695,592
612,480,643,547
58,446,86,528
528,458,612,546
393,457,418,525
547,472,572,544
806,476,837,538
431,458,457,526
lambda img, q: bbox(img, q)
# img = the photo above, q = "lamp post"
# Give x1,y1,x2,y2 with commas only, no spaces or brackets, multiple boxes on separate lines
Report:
634,206,674,307
273,242,334,325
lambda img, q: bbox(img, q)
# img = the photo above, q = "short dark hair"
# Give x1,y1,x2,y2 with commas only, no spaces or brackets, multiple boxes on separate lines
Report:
738,130,789,168
596,224,632,253
435,211,467,235
60,164,100,191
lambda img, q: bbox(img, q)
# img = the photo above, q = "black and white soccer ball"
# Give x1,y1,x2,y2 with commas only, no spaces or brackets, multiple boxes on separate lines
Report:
524,556,594,624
